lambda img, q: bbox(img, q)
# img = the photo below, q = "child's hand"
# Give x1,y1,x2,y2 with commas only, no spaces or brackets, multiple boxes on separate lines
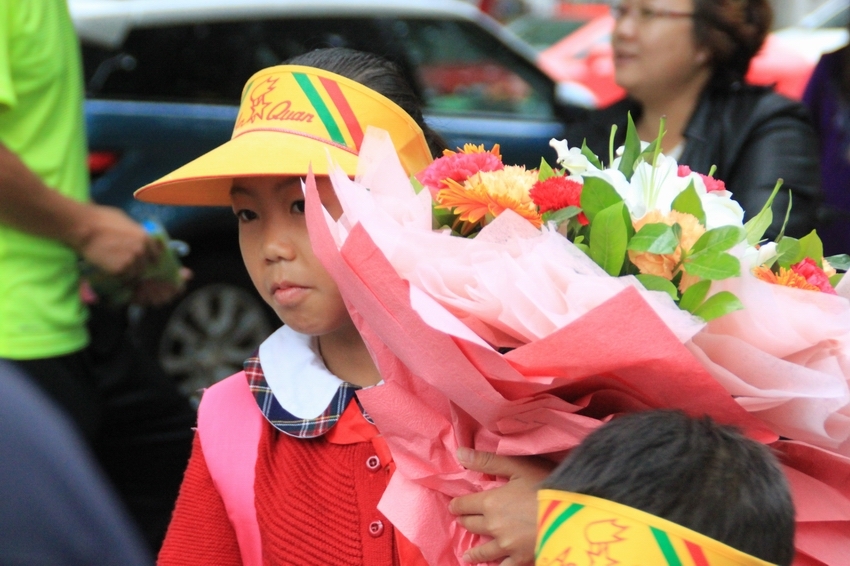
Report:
449,449,555,566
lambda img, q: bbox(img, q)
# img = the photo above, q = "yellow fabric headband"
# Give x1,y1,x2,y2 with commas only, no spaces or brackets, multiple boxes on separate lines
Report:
536,490,777,566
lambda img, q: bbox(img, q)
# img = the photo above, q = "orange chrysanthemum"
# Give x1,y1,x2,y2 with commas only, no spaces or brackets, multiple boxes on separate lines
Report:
444,143,502,158
752,265,821,292
435,166,541,234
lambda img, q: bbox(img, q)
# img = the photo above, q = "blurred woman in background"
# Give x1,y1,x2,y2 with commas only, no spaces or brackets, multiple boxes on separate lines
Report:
565,0,821,237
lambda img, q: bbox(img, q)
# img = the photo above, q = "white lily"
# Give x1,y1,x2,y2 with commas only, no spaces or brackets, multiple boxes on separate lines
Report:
549,138,599,175
620,154,744,229
740,241,779,269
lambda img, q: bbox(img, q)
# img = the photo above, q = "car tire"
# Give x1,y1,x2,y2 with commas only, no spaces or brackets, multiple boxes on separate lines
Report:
132,247,278,407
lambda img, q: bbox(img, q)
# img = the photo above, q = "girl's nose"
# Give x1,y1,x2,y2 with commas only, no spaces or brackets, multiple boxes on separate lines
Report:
262,228,296,263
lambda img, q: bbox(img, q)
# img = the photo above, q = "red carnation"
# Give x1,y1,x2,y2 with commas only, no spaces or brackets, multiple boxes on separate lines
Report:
791,257,837,294
529,176,588,225
701,175,726,193
677,164,726,193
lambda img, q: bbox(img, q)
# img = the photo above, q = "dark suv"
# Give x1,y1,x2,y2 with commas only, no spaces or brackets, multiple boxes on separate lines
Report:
72,0,572,399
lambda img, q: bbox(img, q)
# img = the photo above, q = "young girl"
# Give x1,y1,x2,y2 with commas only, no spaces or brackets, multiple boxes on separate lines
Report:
135,48,443,565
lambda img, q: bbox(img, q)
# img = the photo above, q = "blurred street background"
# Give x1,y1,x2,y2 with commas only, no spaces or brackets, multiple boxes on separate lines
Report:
74,0,848,404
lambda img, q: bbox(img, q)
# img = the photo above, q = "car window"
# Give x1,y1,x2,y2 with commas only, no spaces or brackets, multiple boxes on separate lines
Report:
508,15,587,50
82,16,553,120
396,19,553,119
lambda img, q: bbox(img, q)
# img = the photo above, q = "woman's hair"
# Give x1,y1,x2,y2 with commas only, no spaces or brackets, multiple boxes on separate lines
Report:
691,0,773,90
284,48,448,158
543,410,795,566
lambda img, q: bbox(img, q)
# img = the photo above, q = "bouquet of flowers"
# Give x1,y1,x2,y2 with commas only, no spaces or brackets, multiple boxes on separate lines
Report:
421,117,846,320
305,122,850,566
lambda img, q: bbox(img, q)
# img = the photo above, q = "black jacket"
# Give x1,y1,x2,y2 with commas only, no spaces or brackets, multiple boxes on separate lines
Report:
564,85,822,238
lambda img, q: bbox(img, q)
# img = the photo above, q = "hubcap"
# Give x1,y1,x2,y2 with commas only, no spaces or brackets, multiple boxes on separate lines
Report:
159,283,275,407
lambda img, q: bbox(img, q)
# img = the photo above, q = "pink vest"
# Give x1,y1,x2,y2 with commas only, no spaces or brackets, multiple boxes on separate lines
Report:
196,372,263,566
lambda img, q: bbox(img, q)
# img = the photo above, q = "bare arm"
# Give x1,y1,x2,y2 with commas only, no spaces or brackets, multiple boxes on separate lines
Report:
0,142,158,277
449,449,555,566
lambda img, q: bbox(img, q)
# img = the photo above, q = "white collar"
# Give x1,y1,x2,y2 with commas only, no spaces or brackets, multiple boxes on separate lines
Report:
257,325,344,420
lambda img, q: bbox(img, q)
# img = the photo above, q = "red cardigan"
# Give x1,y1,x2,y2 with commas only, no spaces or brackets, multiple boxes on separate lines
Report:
159,403,427,565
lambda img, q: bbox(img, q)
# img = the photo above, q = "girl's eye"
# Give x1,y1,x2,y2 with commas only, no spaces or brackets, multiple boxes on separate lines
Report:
234,209,257,222
291,199,306,214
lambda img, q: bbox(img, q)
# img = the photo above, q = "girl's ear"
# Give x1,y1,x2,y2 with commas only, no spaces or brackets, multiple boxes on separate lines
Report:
695,47,710,65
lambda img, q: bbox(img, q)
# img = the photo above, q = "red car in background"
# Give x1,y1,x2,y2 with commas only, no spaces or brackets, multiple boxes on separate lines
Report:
538,14,816,108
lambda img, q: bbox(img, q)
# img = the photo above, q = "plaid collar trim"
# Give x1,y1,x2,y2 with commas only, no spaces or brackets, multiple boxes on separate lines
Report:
244,353,374,438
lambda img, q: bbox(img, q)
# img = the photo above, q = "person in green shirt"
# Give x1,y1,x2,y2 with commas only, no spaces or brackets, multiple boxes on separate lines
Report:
0,0,194,552
0,1,156,367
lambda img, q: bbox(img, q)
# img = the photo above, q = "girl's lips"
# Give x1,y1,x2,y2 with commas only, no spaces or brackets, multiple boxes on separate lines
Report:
273,285,309,307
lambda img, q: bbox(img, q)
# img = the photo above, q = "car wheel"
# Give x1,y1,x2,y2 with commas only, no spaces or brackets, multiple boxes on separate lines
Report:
133,249,278,407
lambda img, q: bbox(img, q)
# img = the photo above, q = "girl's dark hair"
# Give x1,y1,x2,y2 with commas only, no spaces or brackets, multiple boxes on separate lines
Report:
284,47,447,158
692,0,773,90
543,410,795,566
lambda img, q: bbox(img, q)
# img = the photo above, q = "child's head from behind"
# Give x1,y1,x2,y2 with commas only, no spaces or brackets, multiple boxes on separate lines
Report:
135,48,439,336
540,410,794,565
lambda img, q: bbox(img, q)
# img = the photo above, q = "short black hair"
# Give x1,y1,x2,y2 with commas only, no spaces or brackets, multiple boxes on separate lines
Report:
284,47,447,158
542,410,795,565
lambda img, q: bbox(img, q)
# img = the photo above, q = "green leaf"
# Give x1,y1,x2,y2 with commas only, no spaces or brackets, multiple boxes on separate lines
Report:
580,176,623,223
410,175,425,195
683,251,741,280
432,206,456,230
542,206,582,225
621,200,635,241
627,223,680,254
776,190,792,242
679,280,711,313
825,254,850,271
830,273,844,287
774,237,802,268
608,124,618,167
692,291,744,322
798,230,824,266
581,140,602,169
689,225,746,256
636,274,679,301
574,235,585,245
671,222,682,242
575,242,590,255
617,112,642,180
638,139,661,165
744,179,783,245
589,202,629,276
670,181,706,226
538,157,556,182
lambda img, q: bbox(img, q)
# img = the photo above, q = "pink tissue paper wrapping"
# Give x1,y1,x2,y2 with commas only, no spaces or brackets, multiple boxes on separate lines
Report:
303,128,850,565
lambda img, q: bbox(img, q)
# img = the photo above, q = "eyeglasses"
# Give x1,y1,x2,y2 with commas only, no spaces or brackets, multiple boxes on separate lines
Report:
611,2,696,23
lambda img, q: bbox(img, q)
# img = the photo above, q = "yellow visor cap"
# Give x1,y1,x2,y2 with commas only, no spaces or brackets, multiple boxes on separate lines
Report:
134,64,433,206
536,490,778,566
